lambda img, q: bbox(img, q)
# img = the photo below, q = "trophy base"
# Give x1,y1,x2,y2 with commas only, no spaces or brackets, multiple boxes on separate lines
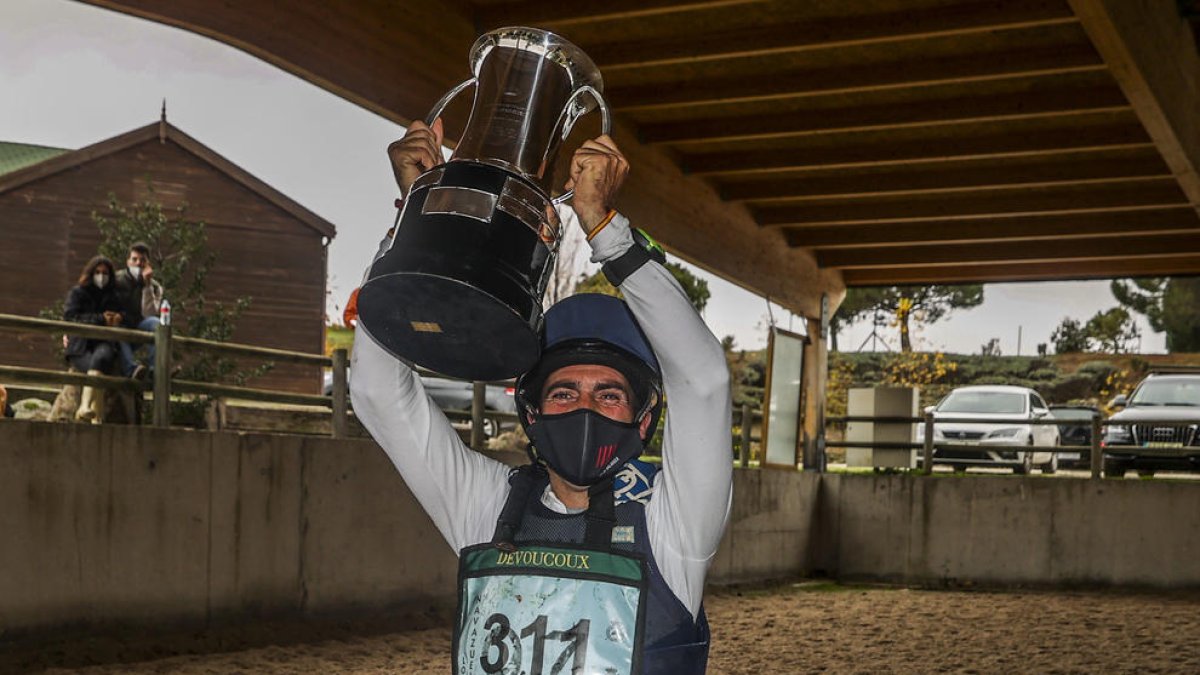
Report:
357,272,540,381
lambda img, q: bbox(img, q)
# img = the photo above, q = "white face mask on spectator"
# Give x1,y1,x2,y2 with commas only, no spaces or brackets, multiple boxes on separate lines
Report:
93,273,110,289
128,265,141,280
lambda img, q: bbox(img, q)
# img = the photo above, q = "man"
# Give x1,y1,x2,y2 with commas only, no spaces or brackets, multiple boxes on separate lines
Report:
352,120,732,674
113,242,164,378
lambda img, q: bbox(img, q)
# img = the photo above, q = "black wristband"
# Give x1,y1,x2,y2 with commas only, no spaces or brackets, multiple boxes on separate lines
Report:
602,244,652,287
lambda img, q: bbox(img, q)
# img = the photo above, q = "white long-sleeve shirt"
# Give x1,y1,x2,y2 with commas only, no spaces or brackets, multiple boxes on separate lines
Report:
350,209,733,618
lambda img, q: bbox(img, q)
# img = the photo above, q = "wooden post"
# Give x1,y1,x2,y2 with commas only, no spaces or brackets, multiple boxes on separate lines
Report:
331,348,349,439
801,317,828,472
923,409,935,475
470,381,486,450
740,403,752,468
153,323,172,427
1090,413,1103,480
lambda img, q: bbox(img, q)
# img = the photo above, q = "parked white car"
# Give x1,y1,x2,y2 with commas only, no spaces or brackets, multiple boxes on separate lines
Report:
917,385,1060,474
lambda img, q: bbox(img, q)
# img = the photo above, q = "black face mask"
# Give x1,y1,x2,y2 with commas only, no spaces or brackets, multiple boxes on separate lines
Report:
526,408,644,487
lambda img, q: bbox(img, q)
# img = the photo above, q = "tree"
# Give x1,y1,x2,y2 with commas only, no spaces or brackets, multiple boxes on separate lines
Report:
1111,277,1200,352
829,285,983,352
1084,307,1141,354
92,191,268,389
980,338,1001,356
575,261,710,314
1051,317,1090,353
829,287,886,352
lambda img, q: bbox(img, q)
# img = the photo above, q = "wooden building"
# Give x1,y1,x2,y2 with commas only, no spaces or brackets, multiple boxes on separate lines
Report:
0,118,335,394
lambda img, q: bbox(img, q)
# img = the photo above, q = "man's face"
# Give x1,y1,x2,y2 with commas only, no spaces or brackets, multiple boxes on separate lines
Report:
126,250,147,269
540,364,635,423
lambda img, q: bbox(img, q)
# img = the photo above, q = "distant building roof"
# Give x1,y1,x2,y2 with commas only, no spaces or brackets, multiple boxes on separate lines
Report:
0,122,335,238
0,141,70,177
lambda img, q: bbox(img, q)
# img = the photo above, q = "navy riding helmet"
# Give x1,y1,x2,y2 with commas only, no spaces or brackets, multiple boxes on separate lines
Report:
516,294,664,440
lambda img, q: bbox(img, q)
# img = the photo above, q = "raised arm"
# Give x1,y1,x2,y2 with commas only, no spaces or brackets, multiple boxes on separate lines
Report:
351,119,511,553
565,136,733,618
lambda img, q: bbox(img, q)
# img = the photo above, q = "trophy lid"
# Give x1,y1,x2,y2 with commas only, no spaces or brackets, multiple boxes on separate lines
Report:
470,27,604,95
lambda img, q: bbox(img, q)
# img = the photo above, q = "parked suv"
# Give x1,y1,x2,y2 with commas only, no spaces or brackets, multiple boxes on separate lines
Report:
1102,372,1200,478
918,385,1060,474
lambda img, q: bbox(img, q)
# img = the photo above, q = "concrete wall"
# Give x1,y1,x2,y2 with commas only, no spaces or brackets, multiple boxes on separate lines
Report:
817,473,1200,589
3,420,1199,637
0,421,457,635
709,469,819,584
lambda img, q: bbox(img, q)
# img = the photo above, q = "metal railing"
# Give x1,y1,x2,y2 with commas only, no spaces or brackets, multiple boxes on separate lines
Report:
0,313,351,435
2,312,769,455
826,410,1200,479
1,313,523,445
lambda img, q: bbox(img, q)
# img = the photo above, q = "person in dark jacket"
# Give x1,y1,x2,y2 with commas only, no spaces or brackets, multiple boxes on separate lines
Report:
113,241,164,378
64,255,123,423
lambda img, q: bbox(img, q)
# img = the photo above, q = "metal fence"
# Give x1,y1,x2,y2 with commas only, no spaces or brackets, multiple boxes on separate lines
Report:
2,313,767,455
0,312,354,435
827,410,1200,479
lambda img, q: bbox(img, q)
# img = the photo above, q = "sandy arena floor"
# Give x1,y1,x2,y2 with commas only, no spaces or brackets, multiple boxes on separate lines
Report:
14,583,1200,674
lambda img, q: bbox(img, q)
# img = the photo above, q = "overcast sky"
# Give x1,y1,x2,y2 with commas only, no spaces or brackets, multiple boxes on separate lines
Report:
1,0,1167,355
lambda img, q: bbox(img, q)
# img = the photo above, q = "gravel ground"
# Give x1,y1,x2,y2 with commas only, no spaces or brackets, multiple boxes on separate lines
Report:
11,582,1200,674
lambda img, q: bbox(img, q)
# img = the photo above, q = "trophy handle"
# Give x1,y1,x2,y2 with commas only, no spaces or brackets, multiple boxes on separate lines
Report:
424,77,477,127
551,85,612,206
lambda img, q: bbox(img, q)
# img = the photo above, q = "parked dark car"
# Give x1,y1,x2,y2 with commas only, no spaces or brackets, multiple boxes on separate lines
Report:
1048,404,1100,468
1102,372,1200,478
322,370,518,438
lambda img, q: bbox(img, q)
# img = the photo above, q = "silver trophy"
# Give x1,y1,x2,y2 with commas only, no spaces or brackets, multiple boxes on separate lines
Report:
358,26,610,381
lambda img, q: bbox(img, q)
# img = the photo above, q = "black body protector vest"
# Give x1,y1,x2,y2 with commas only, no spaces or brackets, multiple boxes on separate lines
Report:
453,463,710,674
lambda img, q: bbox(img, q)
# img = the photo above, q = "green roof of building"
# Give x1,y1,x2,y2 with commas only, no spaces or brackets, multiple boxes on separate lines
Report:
0,141,71,177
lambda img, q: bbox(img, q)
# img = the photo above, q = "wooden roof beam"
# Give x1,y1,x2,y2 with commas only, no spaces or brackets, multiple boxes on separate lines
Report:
786,208,1200,248
1070,0,1200,214
755,181,1185,227
817,233,1200,269
683,124,1151,176
610,44,1103,112
587,0,1076,71
82,0,477,128
723,154,1170,203
474,0,759,30
79,1,840,317
640,86,1127,145
842,256,1200,286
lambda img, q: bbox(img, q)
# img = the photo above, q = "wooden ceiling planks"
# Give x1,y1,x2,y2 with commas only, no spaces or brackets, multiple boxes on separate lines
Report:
78,0,1200,305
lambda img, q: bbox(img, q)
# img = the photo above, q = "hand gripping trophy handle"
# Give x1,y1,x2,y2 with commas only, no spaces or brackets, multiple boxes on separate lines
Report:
423,77,612,205
359,27,612,381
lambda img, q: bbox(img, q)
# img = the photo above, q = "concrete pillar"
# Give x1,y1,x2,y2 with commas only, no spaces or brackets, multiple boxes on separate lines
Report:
802,316,828,471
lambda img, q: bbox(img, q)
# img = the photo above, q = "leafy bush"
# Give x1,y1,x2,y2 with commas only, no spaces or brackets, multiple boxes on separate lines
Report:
973,375,1010,385
1043,374,1095,402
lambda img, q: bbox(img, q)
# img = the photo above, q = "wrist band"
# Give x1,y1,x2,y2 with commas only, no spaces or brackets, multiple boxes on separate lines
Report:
586,209,618,242
601,227,668,287
602,244,652,287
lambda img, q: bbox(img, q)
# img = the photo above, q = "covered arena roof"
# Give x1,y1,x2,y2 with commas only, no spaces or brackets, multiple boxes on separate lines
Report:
79,0,1200,317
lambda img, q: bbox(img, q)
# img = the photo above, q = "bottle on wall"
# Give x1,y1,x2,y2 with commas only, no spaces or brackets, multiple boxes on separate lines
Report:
159,298,171,327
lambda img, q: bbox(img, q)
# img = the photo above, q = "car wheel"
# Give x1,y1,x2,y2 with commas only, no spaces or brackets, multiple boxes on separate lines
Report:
1014,440,1034,475
1137,469,1156,478
951,464,967,474
481,417,498,439
1104,459,1127,479
1043,452,1058,475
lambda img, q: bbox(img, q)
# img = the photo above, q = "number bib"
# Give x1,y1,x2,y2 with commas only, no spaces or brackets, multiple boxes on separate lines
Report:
454,543,648,675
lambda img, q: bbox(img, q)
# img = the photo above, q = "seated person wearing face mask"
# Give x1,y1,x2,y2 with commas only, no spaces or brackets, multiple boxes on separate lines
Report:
64,255,124,423
352,122,734,675
113,241,165,379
